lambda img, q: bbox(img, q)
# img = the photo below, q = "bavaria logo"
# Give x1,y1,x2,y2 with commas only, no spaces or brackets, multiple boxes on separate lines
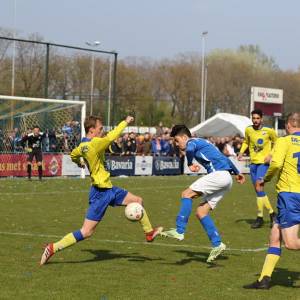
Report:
108,159,133,170
155,159,179,170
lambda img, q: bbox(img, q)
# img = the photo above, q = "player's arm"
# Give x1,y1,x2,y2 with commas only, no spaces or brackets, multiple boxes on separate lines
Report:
70,146,83,166
264,128,278,163
186,141,199,172
238,129,249,160
21,134,31,152
270,128,278,148
93,116,133,153
227,157,246,184
264,138,288,182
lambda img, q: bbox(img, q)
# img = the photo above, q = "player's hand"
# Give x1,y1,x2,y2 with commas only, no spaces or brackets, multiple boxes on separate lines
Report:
78,158,85,169
125,116,134,124
264,154,272,164
235,174,246,184
77,162,85,169
237,153,243,161
255,178,264,192
189,164,200,173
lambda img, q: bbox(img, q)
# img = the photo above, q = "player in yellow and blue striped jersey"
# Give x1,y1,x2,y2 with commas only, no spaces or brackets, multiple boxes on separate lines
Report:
40,115,162,265
238,109,277,228
244,112,300,289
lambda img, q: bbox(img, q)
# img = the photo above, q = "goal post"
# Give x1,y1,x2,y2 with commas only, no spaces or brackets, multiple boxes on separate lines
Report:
0,95,86,178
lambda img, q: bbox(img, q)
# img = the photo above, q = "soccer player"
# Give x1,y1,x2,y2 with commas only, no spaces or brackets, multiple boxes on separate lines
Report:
21,126,45,180
161,125,245,263
238,109,277,228
244,112,300,289
40,115,162,265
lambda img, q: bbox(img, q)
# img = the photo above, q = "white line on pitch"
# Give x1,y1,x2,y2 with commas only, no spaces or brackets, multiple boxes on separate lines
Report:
0,231,267,253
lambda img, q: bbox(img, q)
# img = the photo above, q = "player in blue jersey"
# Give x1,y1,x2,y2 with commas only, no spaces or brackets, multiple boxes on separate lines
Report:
161,125,245,263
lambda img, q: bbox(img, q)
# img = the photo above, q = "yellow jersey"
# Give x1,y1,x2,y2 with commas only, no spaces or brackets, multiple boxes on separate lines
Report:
264,133,300,193
240,126,277,164
70,121,127,188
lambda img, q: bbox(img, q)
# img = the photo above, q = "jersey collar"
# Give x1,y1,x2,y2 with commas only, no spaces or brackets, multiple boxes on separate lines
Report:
293,132,300,136
81,137,91,142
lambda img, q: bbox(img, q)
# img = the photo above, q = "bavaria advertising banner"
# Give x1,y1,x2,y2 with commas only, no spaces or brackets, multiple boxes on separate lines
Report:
152,156,181,175
0,153,62,177
105,156,135,176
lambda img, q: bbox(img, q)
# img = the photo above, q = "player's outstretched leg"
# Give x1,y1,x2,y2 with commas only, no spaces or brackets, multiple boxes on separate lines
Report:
196,203,226,263
40,219,97,265
122,192,163,242
161,189,194,241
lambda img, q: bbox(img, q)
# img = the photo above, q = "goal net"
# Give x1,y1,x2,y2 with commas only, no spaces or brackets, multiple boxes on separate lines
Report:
0,95,86,178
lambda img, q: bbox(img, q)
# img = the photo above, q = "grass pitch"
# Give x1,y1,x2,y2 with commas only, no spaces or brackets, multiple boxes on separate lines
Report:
0,176,299,300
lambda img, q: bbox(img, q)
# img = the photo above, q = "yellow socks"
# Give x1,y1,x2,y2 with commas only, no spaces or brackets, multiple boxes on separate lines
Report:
262,196,274,214
258,247,281,281
257,196,274,216
256,197,264,217
53,231,84,253
139,209,153,233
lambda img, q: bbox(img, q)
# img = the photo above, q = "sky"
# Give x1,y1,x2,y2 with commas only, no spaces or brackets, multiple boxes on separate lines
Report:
0,0,299,70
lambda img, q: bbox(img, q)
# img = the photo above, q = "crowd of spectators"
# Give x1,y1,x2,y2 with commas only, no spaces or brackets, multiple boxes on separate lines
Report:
0,121,247,158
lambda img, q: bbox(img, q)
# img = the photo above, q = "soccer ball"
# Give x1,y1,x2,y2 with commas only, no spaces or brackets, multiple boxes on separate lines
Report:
125,203,144,221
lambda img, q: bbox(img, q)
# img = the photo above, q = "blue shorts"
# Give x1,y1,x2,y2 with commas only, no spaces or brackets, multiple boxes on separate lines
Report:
249,163,269,184
86,186,128,221
276,192,300,228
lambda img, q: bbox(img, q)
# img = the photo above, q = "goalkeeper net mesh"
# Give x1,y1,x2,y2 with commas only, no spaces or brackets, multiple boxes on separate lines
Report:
0,95,85,154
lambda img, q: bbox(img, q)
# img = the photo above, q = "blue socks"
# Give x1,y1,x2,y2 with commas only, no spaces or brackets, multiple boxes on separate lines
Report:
199,215,221,247
73,230,84,242
176,198,193,234
256,191,266,197
175,197,222,248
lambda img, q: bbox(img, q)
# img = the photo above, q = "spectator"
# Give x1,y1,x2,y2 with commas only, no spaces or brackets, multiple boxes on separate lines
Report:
136,134,144,155
109,137,124,155
49,129,57,152
62,121,73,136
142,132,152,155
123,132,137,155
151,135,162,156
156,121,164,136
161,133,171,156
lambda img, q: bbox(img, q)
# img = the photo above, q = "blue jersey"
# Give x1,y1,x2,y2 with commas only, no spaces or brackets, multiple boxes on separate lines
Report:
186,138,240,175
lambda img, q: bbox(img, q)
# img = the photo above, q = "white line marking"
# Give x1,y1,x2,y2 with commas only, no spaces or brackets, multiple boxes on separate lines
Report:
0,231,267,252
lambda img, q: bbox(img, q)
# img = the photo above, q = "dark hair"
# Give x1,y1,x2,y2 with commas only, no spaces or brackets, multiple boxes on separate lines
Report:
32,125,40,130
84,116,102,134
170,125,191,138
251,109,263,117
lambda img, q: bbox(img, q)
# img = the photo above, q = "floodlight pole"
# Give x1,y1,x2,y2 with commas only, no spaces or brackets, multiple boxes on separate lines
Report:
86,41,100,115
200,31,208,123
112,52,118,126
107,56,113,127
44,43,50,98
